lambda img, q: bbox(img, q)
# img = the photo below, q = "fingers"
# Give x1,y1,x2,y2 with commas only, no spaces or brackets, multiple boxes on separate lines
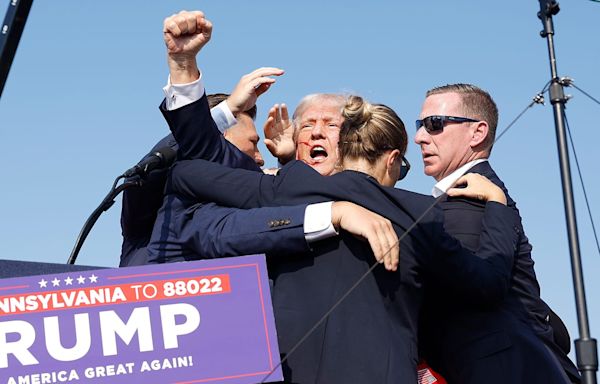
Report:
272,103,287,123
455,174,478,187
201,18,213,40
366,229,385,266
263,105,283,135
446,173,506,204
253,77,277,96
183,13,196,34
332,202,399,272
274,104,282,125
256,83,271,96
453,174,468,186
382,221,399,271
362,216,398,272
228,69,283,115
240,67,284,86
375,219,399,271
240,67,284,92
263,105,295,161
263,111,276,134
281,104,290,121
446,174,473,197
264,139,278,157
264,139,276,154
164,10,205,36
245,67,285,79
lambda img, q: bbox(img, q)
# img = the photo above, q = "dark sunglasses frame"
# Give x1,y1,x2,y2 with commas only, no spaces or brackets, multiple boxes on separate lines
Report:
415,115,479,133
399,156,410,181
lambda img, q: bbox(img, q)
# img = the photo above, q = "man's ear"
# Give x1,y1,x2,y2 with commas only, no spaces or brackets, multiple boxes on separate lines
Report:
470,121,489,149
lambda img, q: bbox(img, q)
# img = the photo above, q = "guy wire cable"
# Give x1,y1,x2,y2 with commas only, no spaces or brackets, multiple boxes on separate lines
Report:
571,83,600,106
562,110,600,257
495,81,550,144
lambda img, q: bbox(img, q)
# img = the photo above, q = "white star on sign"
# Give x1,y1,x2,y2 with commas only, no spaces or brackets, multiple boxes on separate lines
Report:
64,277,73,285
51,278,61,287
77,275,86,284
89,274,98,283
38,279,48,288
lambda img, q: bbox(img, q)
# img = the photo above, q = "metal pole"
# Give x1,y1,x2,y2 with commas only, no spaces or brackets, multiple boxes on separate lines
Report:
0,0,33,99
537,1,598,382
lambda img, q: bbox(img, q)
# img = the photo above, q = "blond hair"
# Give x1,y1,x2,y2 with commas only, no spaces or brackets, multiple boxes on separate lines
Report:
339,95,407,165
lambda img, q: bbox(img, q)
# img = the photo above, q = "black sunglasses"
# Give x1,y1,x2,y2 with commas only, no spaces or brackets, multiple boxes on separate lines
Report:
399,156,410,181
415,115,479,133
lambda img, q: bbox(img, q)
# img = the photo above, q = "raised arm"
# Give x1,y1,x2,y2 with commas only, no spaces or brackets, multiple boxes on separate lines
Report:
160,11,250,167
160,11,283,168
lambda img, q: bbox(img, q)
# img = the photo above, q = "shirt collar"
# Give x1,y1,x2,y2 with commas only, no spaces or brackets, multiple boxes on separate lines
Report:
432,159,488,197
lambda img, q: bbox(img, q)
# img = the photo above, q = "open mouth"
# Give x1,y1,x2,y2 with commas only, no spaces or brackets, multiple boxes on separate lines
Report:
310,145,328,161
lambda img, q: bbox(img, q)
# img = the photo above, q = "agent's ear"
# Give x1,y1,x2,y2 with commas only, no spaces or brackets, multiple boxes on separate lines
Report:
470,120,489,149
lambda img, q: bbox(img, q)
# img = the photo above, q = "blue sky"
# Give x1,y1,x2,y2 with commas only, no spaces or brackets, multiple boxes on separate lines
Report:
1,0,599,361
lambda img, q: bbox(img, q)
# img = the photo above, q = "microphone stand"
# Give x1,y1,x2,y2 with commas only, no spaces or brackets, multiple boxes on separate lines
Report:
67,176,140,265
537,1,598,382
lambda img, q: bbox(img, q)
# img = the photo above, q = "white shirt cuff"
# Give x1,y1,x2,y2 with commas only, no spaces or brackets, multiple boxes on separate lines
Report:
212,100,238,133
304,202,338,243
162,72,205,111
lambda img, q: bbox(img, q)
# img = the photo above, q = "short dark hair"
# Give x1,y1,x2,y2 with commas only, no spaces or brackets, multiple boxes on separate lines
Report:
207,93,257,120
426,84,498,152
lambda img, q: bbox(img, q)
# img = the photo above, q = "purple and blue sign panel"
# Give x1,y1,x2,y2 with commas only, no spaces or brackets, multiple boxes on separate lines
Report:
0,255,282,384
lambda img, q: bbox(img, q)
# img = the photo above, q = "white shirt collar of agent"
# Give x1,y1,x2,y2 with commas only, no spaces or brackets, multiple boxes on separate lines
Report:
432,159,489,198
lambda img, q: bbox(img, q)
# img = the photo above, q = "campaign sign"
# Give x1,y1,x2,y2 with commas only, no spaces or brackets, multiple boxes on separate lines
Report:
0,255,283,384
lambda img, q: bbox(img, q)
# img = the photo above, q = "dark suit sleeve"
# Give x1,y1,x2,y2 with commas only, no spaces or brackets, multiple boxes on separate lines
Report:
428,201,519,303
171,159,344,208
159,96,259,171
172,159,265,208
146,197,310,262
178,202,310,259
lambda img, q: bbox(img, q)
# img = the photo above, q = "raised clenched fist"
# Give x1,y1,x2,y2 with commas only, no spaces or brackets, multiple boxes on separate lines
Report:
163,10,212,59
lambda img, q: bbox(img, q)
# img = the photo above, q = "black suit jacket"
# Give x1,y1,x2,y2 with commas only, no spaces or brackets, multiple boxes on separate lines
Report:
170,159,521,383
119,95,261,266
420,161,580,383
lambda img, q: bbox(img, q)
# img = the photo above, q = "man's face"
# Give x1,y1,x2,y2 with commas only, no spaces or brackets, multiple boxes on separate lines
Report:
414,92,477,181
295,102,343,176
224,113,265,167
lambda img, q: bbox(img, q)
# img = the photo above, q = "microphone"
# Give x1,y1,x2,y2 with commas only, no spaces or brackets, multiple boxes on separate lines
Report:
122,146,177,178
